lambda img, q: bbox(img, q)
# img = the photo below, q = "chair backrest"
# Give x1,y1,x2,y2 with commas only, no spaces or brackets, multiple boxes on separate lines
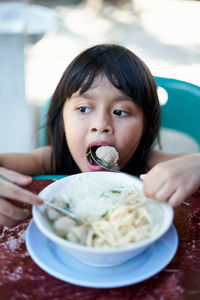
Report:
155,76,200,148
38,77,200,149
39,97,51,147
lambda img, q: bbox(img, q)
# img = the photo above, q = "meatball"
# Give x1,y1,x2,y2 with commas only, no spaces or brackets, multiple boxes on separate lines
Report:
96,146,119,165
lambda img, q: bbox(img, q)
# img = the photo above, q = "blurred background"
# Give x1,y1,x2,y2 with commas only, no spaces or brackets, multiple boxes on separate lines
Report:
0,0,200,153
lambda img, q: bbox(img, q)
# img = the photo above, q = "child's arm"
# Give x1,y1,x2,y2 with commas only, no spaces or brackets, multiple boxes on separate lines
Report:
0,146,52,175
147,150,186,169
141,151,200,207
0,146,52,226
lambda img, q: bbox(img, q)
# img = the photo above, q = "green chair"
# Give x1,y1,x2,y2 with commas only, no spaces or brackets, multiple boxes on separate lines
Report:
35,98,60,179
155,76,200,148
38,97,52,147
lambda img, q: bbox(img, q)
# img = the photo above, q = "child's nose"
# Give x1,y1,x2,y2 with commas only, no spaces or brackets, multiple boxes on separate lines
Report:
90,113,113,134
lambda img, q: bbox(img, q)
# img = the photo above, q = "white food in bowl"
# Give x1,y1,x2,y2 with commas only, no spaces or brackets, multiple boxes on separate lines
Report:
46,180,162,247
96,146,119,165
32,172,173,267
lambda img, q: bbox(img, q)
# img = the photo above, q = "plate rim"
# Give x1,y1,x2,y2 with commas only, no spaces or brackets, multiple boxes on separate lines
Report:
25,220,178,289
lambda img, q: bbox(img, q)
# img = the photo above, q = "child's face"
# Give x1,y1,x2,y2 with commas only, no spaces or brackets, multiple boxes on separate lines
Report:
63,75,144,172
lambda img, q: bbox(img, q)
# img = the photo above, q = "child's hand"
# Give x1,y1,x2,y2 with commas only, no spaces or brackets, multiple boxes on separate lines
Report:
140,154,200,207
0,167,43,226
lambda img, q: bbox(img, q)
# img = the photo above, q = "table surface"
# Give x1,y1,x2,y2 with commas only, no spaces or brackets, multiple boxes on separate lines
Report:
0,180,200,300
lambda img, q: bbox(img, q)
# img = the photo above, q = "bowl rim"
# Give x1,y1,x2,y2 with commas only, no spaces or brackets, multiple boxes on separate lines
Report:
32,172,174,253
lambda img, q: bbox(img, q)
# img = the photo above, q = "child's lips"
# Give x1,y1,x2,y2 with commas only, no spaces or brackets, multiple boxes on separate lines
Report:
87,160,106,171
89,141,109,147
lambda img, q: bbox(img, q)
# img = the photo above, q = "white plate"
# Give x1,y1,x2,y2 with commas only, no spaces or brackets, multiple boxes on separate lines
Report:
26,220,178,288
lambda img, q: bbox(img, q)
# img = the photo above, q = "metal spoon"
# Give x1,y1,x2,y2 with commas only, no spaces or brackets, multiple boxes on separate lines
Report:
89,147,120,172
44,200,89,224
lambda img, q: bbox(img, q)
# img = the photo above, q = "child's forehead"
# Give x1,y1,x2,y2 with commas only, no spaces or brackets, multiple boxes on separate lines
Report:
87,74,114,89
76,74,126,97
74,74,126,98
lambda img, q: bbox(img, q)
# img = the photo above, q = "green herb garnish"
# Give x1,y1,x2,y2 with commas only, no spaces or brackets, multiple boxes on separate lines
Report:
86,149,91,156
101,210,109,218
102,161,109,168
110,190,121,194
100,192,108,198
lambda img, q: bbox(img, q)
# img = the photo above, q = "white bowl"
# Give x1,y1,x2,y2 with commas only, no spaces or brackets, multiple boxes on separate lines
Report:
32,172,173,267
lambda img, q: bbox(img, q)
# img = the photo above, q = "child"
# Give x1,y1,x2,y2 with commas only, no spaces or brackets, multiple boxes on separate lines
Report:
0,44,200,226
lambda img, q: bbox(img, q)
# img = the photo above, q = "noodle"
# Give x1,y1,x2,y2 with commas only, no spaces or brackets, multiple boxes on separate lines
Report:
86,202,156,247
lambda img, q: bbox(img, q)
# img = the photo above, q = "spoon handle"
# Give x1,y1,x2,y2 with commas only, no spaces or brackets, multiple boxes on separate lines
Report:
44,200,89,225
44,200,79,221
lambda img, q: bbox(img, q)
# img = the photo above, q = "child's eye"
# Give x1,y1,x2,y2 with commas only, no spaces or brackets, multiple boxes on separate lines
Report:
78,106,91,113
113,109,128,117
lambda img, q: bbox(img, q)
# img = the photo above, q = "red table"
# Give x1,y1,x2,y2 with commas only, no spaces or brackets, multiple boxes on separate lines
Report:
0,180,200,300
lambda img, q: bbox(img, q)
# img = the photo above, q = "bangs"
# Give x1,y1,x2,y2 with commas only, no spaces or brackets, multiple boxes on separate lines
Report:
62,45,151,106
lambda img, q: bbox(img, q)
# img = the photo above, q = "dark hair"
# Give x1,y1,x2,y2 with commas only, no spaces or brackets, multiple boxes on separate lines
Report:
46,44,160,175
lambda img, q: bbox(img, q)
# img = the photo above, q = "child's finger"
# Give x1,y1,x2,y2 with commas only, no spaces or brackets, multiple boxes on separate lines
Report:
14,175,32,186
140,174,146,180
0,167,32,186
0,180,43,206
0,197,30,221
150,184,175,203
168,189,186,207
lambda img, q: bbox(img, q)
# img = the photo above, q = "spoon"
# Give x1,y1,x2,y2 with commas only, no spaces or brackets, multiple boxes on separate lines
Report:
44,199,89,224
88,147,120,172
